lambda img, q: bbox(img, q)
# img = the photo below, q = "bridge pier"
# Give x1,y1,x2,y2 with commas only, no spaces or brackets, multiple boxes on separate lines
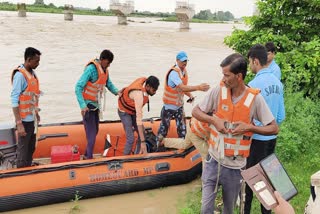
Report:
110,0,134,25
64,4,74,21
175,1,195,29
17,3,26,17
117,15,128,25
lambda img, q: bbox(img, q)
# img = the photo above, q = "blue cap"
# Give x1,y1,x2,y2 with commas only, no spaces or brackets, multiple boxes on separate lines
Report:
176,51,188,61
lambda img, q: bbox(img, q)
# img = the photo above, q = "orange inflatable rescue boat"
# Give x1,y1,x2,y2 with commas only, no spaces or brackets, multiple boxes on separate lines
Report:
0,117,201,212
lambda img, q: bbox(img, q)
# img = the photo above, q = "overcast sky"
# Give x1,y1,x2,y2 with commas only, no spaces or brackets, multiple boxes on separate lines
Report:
5,0,255,18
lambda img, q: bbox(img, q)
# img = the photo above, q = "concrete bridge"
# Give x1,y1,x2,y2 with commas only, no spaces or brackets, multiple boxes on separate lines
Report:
17,3,26,17
64,4,73,21
175,1,195,29
110,0,134,25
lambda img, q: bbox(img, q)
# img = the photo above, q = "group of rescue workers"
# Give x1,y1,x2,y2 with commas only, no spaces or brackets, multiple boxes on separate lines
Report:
11,42,294,214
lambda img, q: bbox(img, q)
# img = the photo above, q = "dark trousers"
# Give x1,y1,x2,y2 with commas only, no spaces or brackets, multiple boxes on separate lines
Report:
118,109,140,155
157,106,186,139
202,156,242,214
83,110,99,159
244,138,277,214
16,121,36,168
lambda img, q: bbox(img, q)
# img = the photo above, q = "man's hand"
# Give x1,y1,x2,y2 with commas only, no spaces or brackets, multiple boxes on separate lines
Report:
16,123,26,136
231,121,250,135
213,117,228,134
81,107,89,117
186,96,196,104
273,191,295,214
139,142,148,154
36,113,40,124
198,83,210,92
117,88,125,97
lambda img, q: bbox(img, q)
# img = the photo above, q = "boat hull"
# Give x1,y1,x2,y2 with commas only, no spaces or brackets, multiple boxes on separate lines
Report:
0,118,202,211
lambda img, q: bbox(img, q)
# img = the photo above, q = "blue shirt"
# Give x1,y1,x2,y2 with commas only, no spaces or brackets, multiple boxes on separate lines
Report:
269,59,281,80
11,64,36,122
249,67,285,141
75,63,119,110
163,68,184,111
10,64,35,122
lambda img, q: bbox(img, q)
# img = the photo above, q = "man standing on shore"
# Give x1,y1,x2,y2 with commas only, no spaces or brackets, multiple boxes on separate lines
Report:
244,44,285,214
192,53,279,214
265,42,281,80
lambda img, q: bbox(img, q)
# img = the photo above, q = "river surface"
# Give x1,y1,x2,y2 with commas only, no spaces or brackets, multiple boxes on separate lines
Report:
0,11,245,213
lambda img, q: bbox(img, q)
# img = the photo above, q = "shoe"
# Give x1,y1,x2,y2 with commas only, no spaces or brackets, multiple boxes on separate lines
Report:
31,161,40,166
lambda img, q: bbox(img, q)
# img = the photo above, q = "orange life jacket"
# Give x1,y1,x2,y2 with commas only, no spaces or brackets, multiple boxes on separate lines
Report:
82,60,108,102
208,82,260,158
162,65,188,106
12,67,40,119
118,77,149,115
190,117,210,140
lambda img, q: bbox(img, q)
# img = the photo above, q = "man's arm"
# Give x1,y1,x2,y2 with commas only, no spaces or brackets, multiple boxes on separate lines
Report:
232,120,278,136
192,105,228,134
105,76,119,95
176,82,210,93
168,71,210,93
232,94,279,136
130,90,147,154
277,89,285,124
75,65,93,115
11,72,27,136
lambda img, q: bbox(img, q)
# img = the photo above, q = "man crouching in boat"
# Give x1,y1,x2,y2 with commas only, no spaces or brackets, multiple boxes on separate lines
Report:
11,47,41,168
118,76,159,155
158,117,210,167
75,49,121,160
192,53,279,214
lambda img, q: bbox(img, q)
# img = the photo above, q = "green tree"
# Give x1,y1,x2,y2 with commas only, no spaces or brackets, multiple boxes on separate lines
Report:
96,6,102,12
224,11,234,21
194,9,213,20
34,0,44,5
48,3,56,8
215,11,224,21
224,0,320,99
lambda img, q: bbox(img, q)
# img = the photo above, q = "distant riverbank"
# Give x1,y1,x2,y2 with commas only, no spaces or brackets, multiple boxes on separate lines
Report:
0,2,240,24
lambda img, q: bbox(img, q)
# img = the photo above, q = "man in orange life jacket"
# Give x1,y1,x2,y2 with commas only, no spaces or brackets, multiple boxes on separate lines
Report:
192,53,279,214
157,51,210,145
75,49,121,159
118,76,159,155
11,47,41,168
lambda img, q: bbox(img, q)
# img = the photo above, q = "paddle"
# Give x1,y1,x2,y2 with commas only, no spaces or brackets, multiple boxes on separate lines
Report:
37,133,68,141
